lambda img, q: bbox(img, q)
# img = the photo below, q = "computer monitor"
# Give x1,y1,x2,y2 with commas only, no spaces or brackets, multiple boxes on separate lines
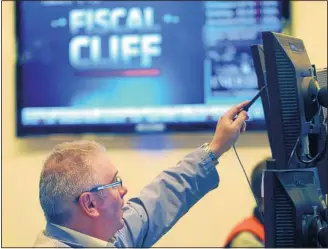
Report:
262,32,326,169
15,1,288,136
251,45,273,163
253,32,327,247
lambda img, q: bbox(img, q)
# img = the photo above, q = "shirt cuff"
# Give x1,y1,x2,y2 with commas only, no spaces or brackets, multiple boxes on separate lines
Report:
195,146,219,174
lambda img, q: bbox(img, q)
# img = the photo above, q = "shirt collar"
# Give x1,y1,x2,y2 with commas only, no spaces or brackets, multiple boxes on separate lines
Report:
49,223,115,247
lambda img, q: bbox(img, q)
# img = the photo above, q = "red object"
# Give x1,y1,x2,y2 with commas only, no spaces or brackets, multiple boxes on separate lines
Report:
223,215,264,247
75,69,160,77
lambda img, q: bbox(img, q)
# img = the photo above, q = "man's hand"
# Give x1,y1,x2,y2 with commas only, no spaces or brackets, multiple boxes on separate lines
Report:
209,101,250,158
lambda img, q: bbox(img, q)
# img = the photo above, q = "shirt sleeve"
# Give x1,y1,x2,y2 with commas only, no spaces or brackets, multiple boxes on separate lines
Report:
114,147,219,247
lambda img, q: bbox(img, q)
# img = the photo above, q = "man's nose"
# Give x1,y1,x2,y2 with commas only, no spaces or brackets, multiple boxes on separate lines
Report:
120,185,128,198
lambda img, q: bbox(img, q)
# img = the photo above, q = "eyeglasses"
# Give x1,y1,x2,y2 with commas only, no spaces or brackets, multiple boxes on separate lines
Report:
90,176,123,192
74,176,123,203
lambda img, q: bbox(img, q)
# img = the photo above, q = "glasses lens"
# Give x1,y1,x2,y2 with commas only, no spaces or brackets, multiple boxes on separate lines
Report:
116,176,123,189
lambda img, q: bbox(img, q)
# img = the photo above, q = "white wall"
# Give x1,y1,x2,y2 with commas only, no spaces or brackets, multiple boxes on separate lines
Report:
2,1,327,247
292,1,327,68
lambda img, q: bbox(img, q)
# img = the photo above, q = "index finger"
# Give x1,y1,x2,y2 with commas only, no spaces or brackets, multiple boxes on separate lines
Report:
225,101,250,119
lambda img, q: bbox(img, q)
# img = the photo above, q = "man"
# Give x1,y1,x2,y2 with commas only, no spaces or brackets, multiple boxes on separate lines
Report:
34,101,249,247
223,157,269,247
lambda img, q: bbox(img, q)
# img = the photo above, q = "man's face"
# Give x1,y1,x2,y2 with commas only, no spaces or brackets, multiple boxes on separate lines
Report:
93,151,128,232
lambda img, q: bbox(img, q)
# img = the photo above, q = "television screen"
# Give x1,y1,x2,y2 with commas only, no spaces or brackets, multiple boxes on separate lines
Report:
16,1,288,136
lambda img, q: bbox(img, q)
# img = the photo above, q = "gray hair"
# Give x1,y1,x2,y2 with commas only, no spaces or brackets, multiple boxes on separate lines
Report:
39,140,105,225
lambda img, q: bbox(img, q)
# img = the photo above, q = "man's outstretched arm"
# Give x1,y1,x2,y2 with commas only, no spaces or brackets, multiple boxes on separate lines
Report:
115,102,249,247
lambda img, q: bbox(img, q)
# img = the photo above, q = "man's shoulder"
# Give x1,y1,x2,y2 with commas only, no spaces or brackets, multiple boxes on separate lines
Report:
34,232,71,248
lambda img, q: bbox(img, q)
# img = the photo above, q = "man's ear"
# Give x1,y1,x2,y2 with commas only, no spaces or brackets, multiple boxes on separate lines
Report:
78,193,100,218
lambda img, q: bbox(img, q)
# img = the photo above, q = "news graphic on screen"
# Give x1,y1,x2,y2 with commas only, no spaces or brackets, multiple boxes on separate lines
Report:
16,1,287,136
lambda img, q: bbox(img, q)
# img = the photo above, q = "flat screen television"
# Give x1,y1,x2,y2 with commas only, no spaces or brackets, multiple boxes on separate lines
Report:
15,1,289,136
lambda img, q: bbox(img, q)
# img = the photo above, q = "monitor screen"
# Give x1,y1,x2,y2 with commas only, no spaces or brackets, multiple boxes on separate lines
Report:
16,1,288,136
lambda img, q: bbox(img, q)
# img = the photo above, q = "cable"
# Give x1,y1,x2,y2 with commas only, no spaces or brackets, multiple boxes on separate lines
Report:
287,134,326,166
232,144,265,223
296,141,327,166
287,136,301,166
287,128,327,166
